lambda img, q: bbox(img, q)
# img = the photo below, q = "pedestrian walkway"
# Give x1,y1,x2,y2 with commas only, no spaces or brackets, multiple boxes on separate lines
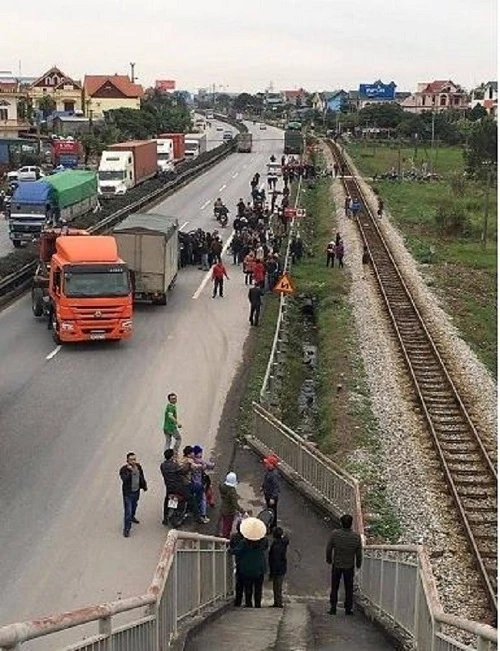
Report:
186,593,394,650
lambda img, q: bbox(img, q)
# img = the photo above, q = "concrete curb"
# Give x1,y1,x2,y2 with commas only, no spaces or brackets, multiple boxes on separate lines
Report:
171,599,234,651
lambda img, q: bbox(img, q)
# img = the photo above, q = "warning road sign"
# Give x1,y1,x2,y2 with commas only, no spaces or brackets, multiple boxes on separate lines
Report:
273,272,296,296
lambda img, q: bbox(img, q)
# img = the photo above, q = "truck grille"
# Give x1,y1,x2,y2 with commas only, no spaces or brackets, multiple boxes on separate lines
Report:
100,186,116,194
72,306,124,319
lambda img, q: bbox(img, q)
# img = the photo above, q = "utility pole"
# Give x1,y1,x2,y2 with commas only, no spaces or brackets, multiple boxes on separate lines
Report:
130,62,136,83
481,166,491,250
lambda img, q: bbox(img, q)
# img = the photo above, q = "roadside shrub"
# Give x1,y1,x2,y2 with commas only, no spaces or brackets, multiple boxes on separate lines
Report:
434,198,470,236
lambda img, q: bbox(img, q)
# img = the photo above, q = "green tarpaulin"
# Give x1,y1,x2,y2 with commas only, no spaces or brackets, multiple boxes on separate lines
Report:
44,170,97,209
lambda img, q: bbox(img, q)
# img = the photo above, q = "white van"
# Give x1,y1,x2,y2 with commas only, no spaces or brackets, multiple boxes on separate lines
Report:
17,166,45,182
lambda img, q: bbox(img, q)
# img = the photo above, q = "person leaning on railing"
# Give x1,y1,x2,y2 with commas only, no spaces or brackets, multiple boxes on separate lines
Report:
325,513,363,616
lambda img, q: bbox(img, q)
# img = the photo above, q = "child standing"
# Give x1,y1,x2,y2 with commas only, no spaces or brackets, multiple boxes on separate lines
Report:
268,527,289,608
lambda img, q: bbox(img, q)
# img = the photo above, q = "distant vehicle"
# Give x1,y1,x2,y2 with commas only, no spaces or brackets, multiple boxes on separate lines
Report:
284,130,303,155
6,170,19,183
17,166,45,182
222,130,232,142
236,132,252,153
156,138,175,173
216,125,223,131
184,133,207,159
259,123,267,130
206,110,214,120
98,140,157,197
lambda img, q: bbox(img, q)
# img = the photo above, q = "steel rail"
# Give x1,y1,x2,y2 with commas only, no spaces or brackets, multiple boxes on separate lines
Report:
325,138,497,613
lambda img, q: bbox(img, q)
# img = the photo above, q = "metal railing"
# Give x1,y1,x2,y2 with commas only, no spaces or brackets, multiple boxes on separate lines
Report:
0,531,233,651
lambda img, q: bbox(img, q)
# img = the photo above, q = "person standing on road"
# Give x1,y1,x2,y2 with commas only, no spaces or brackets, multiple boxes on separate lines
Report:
235,517,269,608
252,259,266,289
119,452,148,538
344,195,351,217
351,198,361,218
248,284,263,326
268,526,289,608
261,455,280,529
212,260,229,298
326,513,363,615
333,162,339,178
163,392,182,453
243,251,255,286
219,472,245,538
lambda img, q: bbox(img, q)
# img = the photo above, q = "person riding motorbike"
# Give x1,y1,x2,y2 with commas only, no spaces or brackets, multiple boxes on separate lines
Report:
214,197,224,219
160,449,207,525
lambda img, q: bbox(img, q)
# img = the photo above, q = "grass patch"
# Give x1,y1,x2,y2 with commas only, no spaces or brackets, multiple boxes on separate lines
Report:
278,172,402,542
348,143,497,376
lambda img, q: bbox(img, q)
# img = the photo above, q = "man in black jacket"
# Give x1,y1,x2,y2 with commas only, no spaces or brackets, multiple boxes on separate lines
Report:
325,514,363,615
248,284,263,326
160,449,201,524
119,452,148,538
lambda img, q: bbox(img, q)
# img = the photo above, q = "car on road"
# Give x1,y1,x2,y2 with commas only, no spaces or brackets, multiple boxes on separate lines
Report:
216,125,223,131
222,130,232,142
17,166,45,182
259,123,267,130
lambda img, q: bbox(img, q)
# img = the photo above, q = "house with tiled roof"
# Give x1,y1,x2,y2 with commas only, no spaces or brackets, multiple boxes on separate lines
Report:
312,91,348,113
470,81,497,117
83,74,144,119
29,66,83,114
401,80,468,113
0,79,32,137
281,88,308,107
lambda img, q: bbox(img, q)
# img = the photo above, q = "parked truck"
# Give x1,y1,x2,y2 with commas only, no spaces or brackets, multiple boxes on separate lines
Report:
113,213,179,305
284,130,303,155
98,140,157,197
184,133,207,160
158,134,186,164
236,132,252,153
52,139,80,169
155,138,175,172
9,170,98,247
31,228,133,343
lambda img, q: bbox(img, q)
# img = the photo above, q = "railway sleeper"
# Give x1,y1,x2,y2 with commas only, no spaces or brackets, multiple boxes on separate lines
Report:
463,501,497,512
456,485,491,498
453,475,496,487
448,463,490,474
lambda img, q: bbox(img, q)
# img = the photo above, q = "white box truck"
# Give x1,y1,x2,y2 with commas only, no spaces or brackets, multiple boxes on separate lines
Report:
156,138,175,172
113,213,179,305
184,133,207,159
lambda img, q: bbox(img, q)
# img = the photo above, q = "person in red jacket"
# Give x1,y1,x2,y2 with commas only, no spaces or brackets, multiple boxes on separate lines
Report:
252,259,265,288
212,260,229,298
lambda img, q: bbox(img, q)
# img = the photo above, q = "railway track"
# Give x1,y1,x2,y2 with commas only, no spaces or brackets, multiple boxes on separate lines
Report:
325,139,498,614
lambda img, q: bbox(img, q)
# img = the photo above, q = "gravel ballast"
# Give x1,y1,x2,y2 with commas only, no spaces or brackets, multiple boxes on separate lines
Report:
322,143,496,624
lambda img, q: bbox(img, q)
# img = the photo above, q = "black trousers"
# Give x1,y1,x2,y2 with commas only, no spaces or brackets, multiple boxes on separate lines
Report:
326,253,335,268
234,570,244,606
330,566,354,612
213,277,224,297
249,303,261,326
272,575,284,606
243,574,264,607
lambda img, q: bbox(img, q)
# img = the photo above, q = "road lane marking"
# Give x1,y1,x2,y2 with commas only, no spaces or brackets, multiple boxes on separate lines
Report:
46,345,61,360
192,231,235,300
232,172,238,179
201,200,211,210
180,221,190,231
218,184,227,192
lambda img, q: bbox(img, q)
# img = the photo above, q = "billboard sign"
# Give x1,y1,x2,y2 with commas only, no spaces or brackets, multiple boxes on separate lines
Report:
359,81,396,100
155,79,176,91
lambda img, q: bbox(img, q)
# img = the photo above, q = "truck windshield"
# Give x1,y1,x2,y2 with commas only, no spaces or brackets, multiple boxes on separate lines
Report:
11,203,46,215
98,171,125,181
157,153,170,160
185,143,198,151
64,266,130,298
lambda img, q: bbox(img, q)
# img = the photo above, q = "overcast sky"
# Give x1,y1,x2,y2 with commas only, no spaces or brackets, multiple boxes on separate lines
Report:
1,0,497,93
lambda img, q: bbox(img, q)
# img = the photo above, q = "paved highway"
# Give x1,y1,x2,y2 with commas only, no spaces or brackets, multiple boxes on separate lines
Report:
0,117,237,258
0,122,284,645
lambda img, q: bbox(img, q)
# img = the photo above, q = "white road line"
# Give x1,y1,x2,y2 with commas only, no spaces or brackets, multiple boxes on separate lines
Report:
192,231,235,300
232,172,238,179
218,184,227,192
46,345,61,361
201,200,211,210
180,221,190,231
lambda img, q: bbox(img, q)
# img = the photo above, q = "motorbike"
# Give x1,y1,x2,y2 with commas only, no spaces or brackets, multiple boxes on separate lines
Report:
165,492,189,528
219,212,228,228
214,207,222,221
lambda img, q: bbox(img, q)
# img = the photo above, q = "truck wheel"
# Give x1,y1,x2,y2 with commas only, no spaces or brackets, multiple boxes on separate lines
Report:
31,288,44,317
52,316,61,345
154,294,167,306
13,240,22,249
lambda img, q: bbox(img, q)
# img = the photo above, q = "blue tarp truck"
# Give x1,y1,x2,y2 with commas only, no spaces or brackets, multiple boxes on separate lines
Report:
8,170,98,248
